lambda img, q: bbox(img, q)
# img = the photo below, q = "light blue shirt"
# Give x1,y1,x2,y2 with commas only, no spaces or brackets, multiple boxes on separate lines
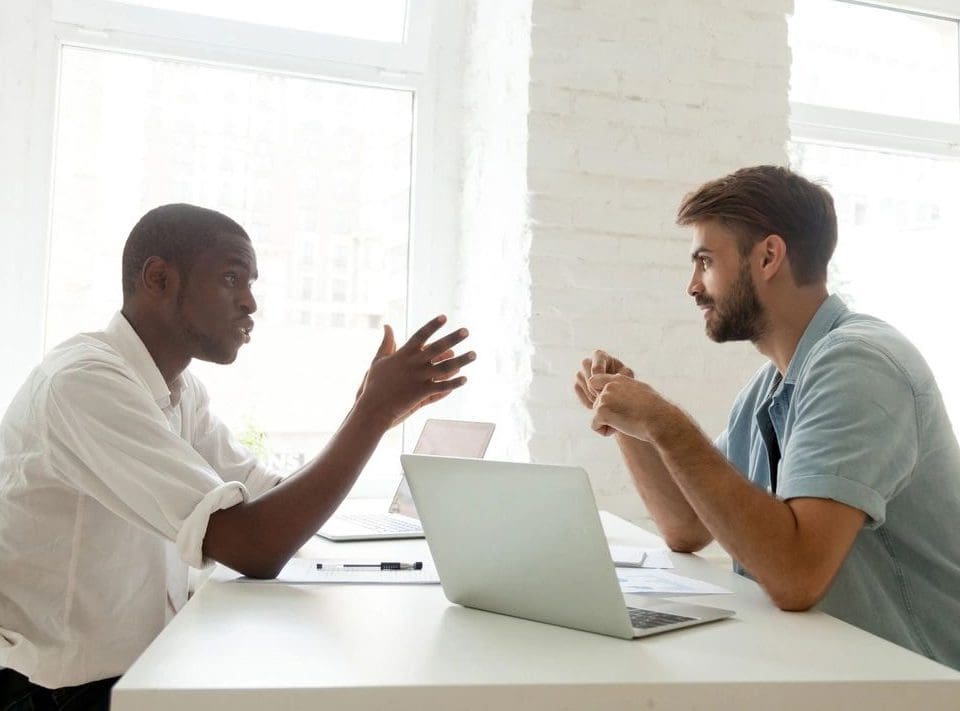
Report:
717,294,960,670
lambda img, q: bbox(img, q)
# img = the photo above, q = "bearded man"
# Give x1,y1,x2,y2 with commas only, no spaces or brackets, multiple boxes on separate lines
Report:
574,165,960,671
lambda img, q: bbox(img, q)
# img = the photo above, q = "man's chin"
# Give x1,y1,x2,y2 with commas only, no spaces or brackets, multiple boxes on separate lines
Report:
197,349,239,365
705,328,727,344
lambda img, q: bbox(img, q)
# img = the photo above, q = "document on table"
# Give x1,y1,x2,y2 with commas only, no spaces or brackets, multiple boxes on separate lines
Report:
236,558,440,584
617,569,731,596
609,545,673,569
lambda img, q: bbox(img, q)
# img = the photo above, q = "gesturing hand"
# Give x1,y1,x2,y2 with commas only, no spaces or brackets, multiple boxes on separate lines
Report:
356,315,475,428
588,373,674,442
574,350,634,435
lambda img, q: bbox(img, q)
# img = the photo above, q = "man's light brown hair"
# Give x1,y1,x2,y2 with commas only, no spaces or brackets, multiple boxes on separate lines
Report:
676,165,837,286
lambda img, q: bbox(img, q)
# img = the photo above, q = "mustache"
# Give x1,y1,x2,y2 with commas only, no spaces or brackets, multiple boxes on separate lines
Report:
695,296,715,308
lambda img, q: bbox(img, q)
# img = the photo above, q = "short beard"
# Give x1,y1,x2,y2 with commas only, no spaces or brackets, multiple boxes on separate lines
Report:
175,288,233,363
703,262,768,343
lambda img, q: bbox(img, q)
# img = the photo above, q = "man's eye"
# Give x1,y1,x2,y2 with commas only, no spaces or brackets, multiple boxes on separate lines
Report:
224,273,238,286
699,257,710,270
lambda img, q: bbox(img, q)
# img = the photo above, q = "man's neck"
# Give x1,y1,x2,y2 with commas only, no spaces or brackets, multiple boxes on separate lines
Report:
120,306,191,386
754,288,829,375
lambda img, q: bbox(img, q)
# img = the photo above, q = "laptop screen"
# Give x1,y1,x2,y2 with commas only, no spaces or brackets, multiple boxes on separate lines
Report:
389,419,495,517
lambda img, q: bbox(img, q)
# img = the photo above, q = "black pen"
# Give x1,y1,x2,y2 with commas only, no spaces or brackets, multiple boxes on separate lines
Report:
316,562,423,570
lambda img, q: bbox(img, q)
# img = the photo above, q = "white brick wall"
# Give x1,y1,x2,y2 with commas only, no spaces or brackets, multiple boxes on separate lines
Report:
526,0,792,522
418,0,534,464
453,1,535,464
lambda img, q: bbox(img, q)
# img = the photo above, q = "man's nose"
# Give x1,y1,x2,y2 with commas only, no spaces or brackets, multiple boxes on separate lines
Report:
239,287,257,314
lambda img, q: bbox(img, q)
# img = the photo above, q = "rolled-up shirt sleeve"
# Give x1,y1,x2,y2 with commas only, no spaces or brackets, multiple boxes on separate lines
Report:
778,337,919,529
44,360,250,568
183,374,284,498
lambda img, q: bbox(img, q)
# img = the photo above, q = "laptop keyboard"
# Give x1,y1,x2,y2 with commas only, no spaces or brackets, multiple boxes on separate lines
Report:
628,607,695,630
337,513,422,534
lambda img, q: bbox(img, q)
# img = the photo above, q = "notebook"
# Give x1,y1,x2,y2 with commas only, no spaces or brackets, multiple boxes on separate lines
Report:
400,455,735,639
316,419,495,541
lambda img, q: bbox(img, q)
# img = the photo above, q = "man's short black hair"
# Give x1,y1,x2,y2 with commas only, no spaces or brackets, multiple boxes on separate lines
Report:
121,203,249,301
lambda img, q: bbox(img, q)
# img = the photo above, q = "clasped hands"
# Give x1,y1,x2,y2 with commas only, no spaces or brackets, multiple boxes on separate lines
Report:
574,349,676,442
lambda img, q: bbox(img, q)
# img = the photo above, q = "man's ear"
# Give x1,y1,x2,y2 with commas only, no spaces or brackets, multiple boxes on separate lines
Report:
758,234,787,281
140,256,179,298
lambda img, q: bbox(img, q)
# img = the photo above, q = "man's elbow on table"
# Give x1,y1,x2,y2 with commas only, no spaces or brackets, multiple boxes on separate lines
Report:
761,559,840,613
766,582,825,612
202,505,290,580
659,523,714,554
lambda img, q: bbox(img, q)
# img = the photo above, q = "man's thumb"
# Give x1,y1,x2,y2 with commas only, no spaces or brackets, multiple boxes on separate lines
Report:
374,324,396,360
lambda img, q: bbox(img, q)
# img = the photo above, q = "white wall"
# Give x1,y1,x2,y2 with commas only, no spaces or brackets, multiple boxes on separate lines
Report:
0,0,57,408
449,0,534,463
525,0,792,520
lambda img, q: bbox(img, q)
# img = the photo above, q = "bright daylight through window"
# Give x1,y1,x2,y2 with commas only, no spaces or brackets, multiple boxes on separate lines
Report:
789,0,960,432
46,45,414,483
110,0,409,42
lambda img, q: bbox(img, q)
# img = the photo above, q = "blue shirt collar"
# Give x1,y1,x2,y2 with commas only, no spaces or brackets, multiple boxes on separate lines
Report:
782,294,848,386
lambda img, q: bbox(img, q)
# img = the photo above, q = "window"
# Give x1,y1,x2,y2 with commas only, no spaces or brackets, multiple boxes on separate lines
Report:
790,0,960,431
791,0,959,122
21,0,441,496
110,0,409,43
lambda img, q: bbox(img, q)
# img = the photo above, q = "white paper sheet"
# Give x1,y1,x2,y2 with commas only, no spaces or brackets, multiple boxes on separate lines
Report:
616,569,731,596
236,558,441,584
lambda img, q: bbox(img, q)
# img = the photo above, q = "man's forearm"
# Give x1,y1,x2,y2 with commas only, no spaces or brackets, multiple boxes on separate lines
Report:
203,402,392,578
649,413,842,608
615,433,712,551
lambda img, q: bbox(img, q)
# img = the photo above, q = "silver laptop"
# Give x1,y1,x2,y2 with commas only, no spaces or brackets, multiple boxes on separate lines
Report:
316,419,495,541
400,455,734,639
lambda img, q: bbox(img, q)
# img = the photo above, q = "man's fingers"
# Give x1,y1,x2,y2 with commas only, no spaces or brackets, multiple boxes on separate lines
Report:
588,373,618,392
576,370,593,392
574,381,594,409
591,350,609,376
430,348,455,365
403,315,448,351
590,409,617,437
423,328,470,358
430,351,475,376
575,371,596,402
579,359,595,389
429,375,468,393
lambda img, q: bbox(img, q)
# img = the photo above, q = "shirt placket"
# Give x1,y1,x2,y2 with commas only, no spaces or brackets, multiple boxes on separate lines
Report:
755,374,785,495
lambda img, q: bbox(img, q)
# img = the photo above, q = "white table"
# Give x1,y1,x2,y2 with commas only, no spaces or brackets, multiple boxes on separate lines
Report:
112,511,960,710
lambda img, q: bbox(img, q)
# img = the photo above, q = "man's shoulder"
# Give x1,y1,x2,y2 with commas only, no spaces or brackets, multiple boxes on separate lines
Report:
37,332,137,394
42,332,127,373
1,332,136,433
805,311,931,385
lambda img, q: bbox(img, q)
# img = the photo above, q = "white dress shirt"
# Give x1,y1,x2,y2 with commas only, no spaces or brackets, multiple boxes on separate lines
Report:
0,313,282,688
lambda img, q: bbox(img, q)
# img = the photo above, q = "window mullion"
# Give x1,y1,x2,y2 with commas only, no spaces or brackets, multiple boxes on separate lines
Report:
790,102,960,158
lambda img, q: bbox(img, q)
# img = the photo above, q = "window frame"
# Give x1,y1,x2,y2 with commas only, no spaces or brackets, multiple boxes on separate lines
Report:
2,0,450,497
52,0,434,73
789,0,960,159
